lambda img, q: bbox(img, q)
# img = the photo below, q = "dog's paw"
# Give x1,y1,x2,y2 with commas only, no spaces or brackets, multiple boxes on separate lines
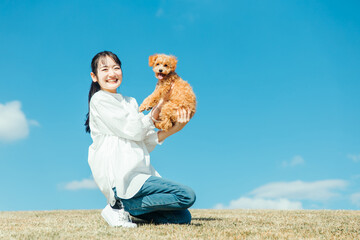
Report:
139,104,152,112
139,105,146,112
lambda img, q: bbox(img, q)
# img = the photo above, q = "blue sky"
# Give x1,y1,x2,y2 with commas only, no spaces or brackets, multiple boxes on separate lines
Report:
1,0,359,211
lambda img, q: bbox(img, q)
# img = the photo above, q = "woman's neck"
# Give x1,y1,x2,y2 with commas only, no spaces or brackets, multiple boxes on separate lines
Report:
101,88,117,94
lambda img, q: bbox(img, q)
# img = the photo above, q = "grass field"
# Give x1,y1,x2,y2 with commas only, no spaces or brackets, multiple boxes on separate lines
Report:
1,209,359,239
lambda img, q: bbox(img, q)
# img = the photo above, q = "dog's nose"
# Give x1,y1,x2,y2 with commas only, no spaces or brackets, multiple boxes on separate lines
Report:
159,69,163,73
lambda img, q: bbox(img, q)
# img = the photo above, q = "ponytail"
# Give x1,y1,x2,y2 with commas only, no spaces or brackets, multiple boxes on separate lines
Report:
85,81,101,133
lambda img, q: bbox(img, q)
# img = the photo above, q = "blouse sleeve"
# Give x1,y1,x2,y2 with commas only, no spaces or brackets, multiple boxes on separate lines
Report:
90,92,154,142
129,97,163,152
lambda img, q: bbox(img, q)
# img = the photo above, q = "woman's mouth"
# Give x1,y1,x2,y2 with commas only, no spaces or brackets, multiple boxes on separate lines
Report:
107,79,118,84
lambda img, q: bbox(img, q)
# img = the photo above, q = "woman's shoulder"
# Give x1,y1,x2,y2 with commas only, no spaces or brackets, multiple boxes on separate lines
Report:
90,91,105,106
90,90,116,107
124,95,137,104
91,90,103,100
124,96,140,109
91,90,137,107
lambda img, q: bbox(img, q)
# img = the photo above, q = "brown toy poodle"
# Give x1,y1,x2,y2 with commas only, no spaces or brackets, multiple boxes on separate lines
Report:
139,54,196,131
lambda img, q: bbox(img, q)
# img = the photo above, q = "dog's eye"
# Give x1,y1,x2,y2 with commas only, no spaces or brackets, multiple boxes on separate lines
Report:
156,63,160,66
164,64,168,67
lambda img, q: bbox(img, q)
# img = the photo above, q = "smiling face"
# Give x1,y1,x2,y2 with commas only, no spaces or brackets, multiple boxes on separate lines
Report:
91,56,122,93
149,54,178,80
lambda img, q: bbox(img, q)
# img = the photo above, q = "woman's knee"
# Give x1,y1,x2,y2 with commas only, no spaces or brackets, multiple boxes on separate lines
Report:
181,186,196,208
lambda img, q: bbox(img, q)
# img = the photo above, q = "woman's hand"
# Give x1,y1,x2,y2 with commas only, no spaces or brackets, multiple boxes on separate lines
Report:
170,108,191,132
157,108,191,142
151,99,165,122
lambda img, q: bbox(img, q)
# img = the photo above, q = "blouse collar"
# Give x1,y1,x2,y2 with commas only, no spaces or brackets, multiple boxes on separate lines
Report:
100,90,124,101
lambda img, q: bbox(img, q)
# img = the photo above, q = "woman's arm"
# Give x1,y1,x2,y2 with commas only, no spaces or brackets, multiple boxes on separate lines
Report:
90,93,153,141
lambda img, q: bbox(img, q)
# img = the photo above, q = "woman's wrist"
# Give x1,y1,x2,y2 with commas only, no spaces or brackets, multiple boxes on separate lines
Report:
157,123,184,142
150,109,161,123
157,129,174,142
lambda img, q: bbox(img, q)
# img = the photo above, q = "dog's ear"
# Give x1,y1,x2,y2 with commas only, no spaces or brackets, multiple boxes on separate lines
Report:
149,54,158,67
169,55,178,71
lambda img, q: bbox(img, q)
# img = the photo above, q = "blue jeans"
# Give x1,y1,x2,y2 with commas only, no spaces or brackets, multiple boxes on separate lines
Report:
113,176,196,224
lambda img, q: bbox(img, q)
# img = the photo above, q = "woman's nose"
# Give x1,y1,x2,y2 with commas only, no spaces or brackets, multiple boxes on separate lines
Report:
108,69,116,77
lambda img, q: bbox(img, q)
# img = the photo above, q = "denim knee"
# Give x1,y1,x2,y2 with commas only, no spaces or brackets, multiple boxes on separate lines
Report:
181,186,196,209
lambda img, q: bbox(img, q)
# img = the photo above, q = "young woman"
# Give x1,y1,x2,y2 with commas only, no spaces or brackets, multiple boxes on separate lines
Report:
85,51,196,228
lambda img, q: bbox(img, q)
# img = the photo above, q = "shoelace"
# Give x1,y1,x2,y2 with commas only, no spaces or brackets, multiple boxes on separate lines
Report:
119,210,133,222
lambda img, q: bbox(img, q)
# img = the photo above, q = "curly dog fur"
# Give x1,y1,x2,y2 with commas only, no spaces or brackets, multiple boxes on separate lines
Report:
139,54,196,131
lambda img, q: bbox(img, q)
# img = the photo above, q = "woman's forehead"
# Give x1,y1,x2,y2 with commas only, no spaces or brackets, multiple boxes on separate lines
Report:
99,56,118,67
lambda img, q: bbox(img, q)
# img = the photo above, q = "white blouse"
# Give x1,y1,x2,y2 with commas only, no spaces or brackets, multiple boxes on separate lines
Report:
88,90,161,206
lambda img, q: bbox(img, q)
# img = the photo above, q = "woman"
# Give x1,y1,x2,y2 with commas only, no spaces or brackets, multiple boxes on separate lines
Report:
85,51,196,227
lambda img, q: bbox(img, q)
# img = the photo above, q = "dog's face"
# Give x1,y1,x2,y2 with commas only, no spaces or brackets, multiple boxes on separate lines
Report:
149,54,177,80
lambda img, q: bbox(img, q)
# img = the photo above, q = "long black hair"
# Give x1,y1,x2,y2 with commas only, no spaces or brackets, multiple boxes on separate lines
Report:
85,51,122,133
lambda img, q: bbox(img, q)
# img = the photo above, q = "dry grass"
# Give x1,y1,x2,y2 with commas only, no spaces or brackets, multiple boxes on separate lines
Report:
0,209,359,239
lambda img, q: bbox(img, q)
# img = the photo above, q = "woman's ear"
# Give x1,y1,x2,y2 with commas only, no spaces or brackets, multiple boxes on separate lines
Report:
90,72,98,82
149,54,158,67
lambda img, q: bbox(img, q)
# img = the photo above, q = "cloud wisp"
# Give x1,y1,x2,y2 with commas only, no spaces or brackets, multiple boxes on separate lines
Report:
282,155,305,167
0,101,39,142
156,8,164,17
62,178,98,191
350,193,360,207
250,180,347,201
215,179,348,210
347,154,360,163
214,197,302,210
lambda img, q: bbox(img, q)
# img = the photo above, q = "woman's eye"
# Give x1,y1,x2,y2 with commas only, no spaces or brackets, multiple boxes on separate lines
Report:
101,68,108,71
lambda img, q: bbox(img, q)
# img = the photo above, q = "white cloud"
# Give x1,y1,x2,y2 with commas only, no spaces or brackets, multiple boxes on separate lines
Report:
250,180,348,201
215,179,348,210
63,178,98,190
215,197,302,210
350,193,360,208
282,155,304,167
0,101,39,142
347,154,360,163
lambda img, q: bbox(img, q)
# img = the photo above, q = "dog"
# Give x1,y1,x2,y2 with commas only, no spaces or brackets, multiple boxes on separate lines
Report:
139,54,196,131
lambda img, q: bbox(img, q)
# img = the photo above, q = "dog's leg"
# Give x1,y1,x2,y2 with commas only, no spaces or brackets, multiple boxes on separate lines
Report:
154,102,178,131
139,95,158,112
155,117,173,131
139,90,162,112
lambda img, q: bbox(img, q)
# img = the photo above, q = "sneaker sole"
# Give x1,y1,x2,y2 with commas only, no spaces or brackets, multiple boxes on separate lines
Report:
101,209,137,228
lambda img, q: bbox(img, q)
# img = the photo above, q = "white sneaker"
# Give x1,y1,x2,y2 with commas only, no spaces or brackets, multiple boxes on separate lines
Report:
101,204,137,228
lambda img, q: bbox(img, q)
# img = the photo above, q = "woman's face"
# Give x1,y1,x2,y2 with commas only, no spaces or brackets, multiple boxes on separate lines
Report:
91,56,122,93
